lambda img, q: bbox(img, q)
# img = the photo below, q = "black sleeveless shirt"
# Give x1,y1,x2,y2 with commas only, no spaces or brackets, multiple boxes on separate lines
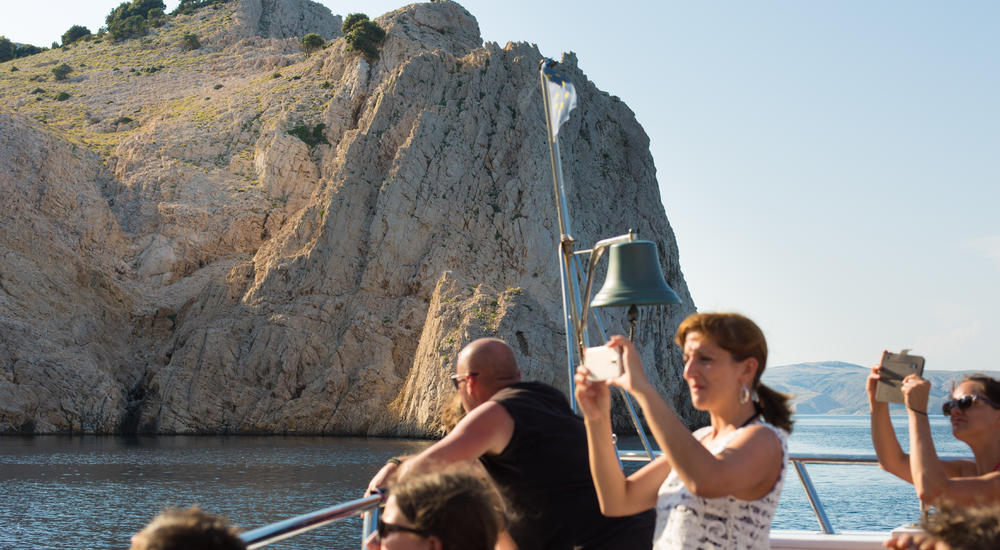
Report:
480,381,654,550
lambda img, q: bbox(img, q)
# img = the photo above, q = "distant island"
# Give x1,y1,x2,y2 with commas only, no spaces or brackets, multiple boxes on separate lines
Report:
763,361,1000,415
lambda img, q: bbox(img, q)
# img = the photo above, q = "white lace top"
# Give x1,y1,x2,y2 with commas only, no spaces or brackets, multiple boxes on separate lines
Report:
652,419,789,550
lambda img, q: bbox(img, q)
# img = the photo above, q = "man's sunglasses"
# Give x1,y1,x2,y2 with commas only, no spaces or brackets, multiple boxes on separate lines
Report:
449,372,478,389
942,394,1000,416
377,517,430,539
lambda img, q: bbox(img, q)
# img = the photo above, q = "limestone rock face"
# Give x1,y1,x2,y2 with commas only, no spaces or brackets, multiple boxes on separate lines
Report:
232,0,343,41
0,0,700,435
0,114,133,433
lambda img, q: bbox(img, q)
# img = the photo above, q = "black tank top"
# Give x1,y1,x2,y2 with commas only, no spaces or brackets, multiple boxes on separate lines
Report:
480,381,654,550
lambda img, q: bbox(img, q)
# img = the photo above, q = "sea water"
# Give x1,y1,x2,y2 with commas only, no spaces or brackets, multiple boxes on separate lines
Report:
0,414,961,549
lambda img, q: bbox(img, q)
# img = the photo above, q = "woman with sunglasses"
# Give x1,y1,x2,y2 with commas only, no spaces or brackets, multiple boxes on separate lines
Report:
868,364,1000,505
364,467,505,550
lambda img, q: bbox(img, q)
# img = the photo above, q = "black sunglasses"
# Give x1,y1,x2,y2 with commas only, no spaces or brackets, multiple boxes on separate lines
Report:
377,517,430,539
449,372,479,389
942,394,1000,416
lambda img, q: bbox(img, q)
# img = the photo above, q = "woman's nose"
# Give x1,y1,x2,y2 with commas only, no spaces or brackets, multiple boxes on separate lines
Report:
682,359,695,379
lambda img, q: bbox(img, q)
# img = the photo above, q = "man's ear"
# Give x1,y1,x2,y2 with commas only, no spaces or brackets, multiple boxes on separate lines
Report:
466,374,484,401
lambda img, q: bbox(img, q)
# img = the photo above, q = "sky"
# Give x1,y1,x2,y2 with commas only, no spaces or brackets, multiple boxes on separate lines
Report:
4,1,998,371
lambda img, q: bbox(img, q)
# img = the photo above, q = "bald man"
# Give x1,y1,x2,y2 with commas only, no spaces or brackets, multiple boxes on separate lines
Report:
369,338,654,550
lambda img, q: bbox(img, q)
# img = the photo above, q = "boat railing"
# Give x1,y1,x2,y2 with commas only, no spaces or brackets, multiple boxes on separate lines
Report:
622,450,888,535
239,450,953,548
239,492,382,549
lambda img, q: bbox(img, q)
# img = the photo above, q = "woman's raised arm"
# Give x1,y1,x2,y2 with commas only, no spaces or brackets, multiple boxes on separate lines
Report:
575,364,665,516
868,364,913,482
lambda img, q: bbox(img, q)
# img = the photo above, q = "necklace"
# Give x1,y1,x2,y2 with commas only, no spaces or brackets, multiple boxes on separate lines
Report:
739,411,760,429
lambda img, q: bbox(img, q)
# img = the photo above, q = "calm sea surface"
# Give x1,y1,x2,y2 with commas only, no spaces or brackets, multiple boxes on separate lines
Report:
0,414,963,549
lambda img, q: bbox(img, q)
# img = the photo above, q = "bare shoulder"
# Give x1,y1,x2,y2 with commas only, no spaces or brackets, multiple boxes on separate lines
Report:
942,458,979,478
739,423,784,443
452,401,515,456
724,424,784,457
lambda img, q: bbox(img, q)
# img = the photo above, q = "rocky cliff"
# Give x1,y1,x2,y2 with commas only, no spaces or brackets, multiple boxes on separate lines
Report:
0,0,698,435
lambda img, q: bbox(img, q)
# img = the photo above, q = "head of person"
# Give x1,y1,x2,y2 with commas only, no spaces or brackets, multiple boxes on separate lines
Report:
921,499,1000,550
452,338,521,413
944,375,1000,444
130,507,245,550
675,312,793,432
365,468,504,550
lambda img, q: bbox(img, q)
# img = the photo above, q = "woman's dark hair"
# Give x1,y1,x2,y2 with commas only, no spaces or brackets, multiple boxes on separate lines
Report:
391,468,504,550
960,374,1000,406
675,312,794,433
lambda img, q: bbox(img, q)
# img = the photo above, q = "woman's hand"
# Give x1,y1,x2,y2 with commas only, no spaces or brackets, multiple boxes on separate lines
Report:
901,374,931,414
867,364,887,411
575,366,611,422
605,335,654,396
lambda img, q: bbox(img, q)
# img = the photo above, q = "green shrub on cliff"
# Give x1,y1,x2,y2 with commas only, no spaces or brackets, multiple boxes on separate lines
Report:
301,33,324,52
0,37,44,62
108,14,148,41
173,0,230,15
341,13,385,61
287,123,329,147
181,32,201,50
61,25,92,46
52,63,72,80
0,37,13,62
19,44,44,57
342,13,368,33
106,0,166,41
148,8,166,28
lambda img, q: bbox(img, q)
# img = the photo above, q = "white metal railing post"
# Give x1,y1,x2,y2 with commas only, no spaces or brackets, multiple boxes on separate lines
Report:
792,459,835,534
360,505,379,549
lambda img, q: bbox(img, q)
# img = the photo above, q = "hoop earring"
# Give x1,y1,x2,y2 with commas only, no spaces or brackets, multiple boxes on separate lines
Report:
739,385,751,405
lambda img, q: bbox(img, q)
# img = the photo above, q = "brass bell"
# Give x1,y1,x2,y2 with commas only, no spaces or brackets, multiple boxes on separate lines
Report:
590,240,681,307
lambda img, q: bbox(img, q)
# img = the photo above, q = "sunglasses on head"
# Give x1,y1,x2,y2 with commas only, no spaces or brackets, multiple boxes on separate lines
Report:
377,517,430,539
942,394,1000,416
449,372,478,389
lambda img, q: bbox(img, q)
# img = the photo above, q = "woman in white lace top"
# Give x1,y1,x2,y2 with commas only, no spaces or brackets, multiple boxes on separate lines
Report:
575,312,794,549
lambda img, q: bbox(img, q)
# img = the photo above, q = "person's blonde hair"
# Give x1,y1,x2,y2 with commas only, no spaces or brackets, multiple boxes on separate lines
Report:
131,507,244,550
437,393,466,435
922,500,1000,549
676,312,794,432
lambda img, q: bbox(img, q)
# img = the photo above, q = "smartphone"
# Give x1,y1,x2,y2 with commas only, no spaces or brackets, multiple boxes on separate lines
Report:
583,346,622,381
875,349,925,404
